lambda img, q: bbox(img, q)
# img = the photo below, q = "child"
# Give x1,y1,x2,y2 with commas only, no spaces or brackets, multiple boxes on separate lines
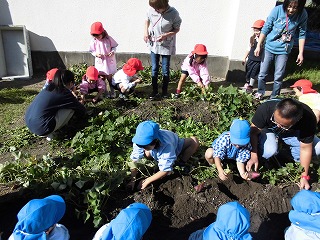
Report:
175,44,210,98
205,119,255,181
92,203,152,240
144,0,182,99
25,69,86,141
285,190,320,240
80,66,106,103
111,58,144,100
188,201,252,240
43,68,58,89
9,195,70,240
129,120,199,190
290,79,320,123
241,19,265,93
89,21,118,98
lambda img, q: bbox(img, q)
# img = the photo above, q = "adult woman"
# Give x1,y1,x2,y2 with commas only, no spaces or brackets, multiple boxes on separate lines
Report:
144,0,182,99
25,69,86,140
254,0,308,99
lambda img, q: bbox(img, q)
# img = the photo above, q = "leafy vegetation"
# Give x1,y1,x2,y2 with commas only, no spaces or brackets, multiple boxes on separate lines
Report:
0,62,320,227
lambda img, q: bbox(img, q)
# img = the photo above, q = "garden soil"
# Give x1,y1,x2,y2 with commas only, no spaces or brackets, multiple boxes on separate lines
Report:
0,75,310,240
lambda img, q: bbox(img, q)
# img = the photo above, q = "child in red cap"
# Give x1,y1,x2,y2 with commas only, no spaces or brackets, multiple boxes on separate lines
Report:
175,44,210,98
80,66,106,103
241,19,265,93
89,22,118,98
290,79,320,122
111,58,144,100
42,68,58,90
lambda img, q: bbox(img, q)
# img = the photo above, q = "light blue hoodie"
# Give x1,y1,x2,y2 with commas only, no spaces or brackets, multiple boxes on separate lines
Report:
10,195,68,240
189,202,252,240
289,190,320,233
92,203,152,240
262,5,307,55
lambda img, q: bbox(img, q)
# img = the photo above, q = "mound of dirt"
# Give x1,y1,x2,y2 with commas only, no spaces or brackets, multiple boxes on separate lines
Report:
124,99,217,124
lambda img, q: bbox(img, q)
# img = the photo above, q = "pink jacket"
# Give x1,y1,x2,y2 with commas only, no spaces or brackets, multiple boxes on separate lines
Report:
89,35,118,75
181,53,210,86
80,75,106,94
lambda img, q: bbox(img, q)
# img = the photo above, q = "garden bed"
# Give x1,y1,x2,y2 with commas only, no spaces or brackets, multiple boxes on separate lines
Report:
0,73,319,240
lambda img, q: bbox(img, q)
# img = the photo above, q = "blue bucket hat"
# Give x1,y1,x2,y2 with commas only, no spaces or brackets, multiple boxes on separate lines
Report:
289,190,320,233
132,120,161,146
203,202,252,240
230,119,250,146
12,195,66,240
99,203,152,240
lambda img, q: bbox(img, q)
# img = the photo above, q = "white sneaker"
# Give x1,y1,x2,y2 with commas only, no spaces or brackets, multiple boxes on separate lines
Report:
254,92,263,100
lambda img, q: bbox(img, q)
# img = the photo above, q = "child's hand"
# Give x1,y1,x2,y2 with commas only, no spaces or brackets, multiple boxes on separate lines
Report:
92,97,98,103
107,51,115,57
240,172,250,180
218,171,228,181
135,79,142,84
139,178,151,190
96,53,103,58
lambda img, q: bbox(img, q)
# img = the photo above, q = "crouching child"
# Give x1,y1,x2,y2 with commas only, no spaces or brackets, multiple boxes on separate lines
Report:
205,119,257,181
128,120,199,190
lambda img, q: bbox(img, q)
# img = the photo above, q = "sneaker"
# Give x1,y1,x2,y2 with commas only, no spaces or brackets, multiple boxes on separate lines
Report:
254,92,263,100
174,93,180,99
161,94,169,99
109,91,116,99
149,93,160,100
119,93,128,100
241,83,250,89
246,85,253,93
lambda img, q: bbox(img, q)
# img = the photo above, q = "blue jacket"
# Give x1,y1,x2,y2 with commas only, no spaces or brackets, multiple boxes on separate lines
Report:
25,86,86,136
203,202,252,240
93,203,152,240
262,5,307,55
289,190,320,233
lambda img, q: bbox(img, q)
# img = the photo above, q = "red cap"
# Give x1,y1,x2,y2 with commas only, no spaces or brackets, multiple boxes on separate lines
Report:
123,58,144,76
252,20,265,29
192,44,208,55
86,66,99,80
90,22,104,35
290,79,317,94
46,68,58,81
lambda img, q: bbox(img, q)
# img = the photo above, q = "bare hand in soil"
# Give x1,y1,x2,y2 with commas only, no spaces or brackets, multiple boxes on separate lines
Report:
246,157,259,172
218,171,228,181
299,178,310,190
137,179,149,190
240,172,250,180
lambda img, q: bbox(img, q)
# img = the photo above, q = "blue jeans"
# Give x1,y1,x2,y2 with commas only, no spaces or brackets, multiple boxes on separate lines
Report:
151,51,171,77
259,129,320,161
257,50,289,98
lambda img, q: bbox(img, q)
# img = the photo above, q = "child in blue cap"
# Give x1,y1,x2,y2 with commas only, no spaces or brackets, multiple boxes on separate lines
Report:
285,190,320,239
129,120,199,190
92,203,152,240
189,201,252,240
9,195,69,240
205,119,256,181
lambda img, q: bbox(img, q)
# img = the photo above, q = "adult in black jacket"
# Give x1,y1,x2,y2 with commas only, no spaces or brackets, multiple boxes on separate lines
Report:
247,98,320,190
25,69,86,140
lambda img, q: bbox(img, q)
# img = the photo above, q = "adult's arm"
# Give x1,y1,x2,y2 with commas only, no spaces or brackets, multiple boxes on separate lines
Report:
246,123,261,172
299,141,312,190
296,38,305,66
144,20,150,43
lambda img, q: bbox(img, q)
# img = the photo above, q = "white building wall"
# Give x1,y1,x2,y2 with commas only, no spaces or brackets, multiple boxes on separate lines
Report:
1,0,275,60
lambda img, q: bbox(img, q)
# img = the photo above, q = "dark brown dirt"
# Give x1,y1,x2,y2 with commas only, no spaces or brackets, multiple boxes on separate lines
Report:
0,75,313,240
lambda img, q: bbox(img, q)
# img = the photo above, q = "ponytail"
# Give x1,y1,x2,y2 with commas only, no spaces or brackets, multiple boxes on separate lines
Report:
189,54,195,66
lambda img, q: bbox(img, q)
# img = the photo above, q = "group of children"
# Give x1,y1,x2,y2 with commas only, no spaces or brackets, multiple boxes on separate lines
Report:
4,189,319,239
